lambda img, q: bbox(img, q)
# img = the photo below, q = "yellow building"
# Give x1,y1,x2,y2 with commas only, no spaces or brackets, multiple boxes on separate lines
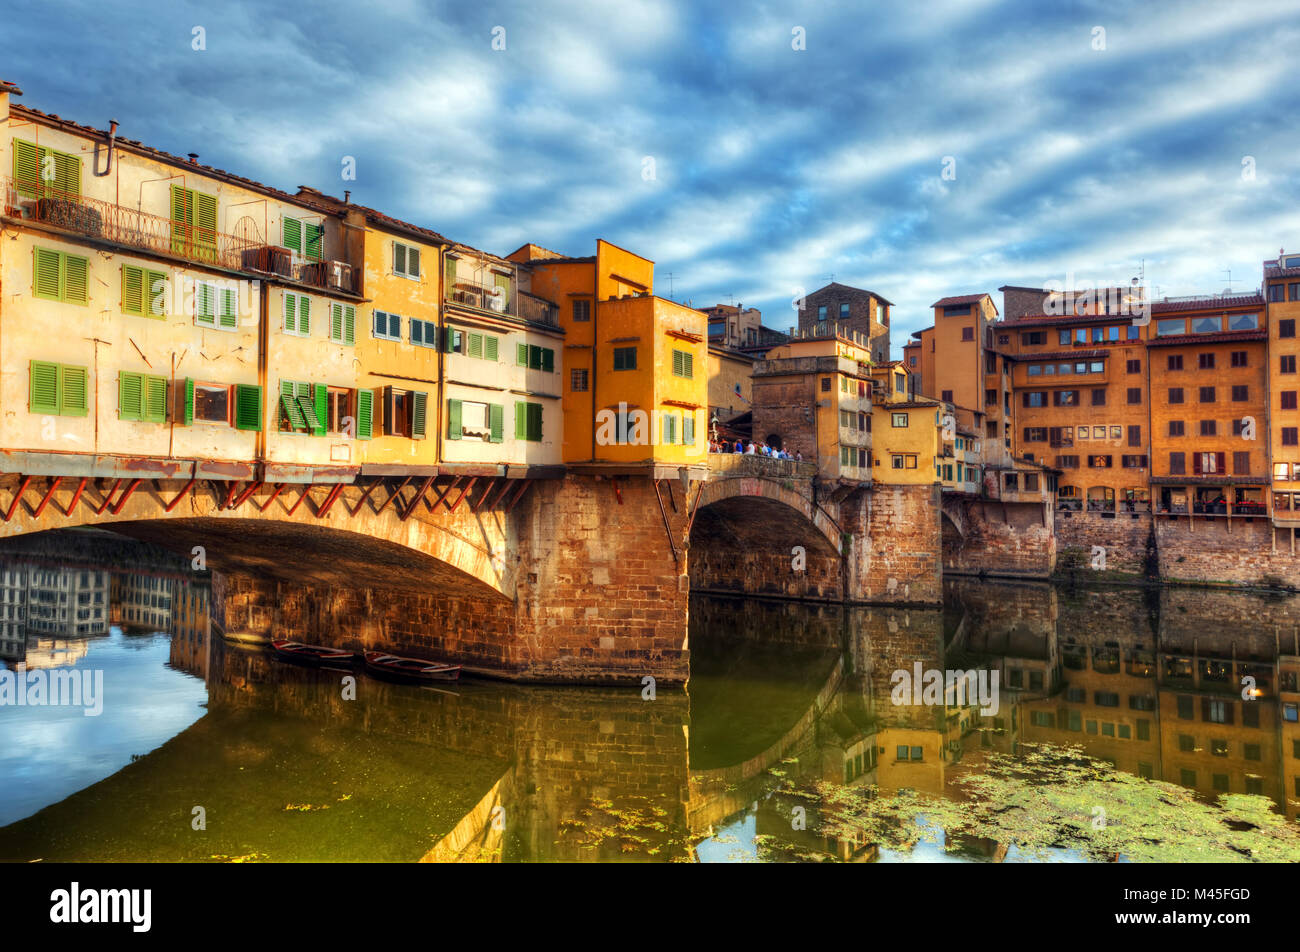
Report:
706,343,753,424
510,239,708,473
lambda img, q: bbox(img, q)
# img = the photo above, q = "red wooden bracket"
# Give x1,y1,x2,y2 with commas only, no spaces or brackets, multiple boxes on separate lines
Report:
347,479,381,517
108,478,143,515
447,477,477,513
375,476,411,516
62,477,88,517
164,477,197,512
400,476,435,521
284,485,312,517
229,480,263,510
31,476,63,520
315,483,345,518
93,478,122,515
2,475,32,522
257,483,286,512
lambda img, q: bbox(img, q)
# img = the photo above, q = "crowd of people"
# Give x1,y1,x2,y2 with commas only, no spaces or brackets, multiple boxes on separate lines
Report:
707,438,801,460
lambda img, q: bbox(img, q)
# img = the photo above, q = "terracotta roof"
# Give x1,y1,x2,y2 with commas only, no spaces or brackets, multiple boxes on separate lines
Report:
802,281,895,307
932,293,991,308
1150,294,1263,314
1145,329,1268,347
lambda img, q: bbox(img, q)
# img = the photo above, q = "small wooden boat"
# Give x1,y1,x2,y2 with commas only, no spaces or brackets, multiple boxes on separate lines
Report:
363,650,461,682
223,629,272,647
271,639,356,666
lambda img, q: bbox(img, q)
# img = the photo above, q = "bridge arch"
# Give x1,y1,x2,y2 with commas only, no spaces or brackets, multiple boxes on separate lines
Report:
691,475,842,557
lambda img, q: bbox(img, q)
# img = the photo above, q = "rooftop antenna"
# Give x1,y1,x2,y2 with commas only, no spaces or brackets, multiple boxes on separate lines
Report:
666,272,674,299
1221,267,1232,293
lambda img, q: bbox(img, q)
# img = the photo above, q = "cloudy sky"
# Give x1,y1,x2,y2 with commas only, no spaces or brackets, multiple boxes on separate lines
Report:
5,0,1298,349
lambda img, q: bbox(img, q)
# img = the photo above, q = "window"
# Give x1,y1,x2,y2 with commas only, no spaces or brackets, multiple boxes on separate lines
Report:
193,383,231,424
234,384,263,432
1166,354,1183,371
393,241,421,279
1231,350,1248,368
817,305,827,321
1199,386,1216,403
1127,425,1141,447
516,343,555,371
1021,331,1045,345
961,326,974,341
891,412,908,428
1284,392,1298,411
281,216,323,261
1199,420,1216,437
941,389,953,402
1023,391,1046,408
1192,316,1220,334
381,386,428,438
1283,355,1297,375
1283,427,1298,446
283,292,311,335
1281,319,1296,339
1024,427,1047,442
373,310,401,341
446,399,503,443
840,302,850,319
515,401,543,442
169,185,217,259
121,265,168,318
571,368,589,392
1122,454,1148,468
1233,451,1250,475
1229,313,1259,331
1194,451,1225,475
117,371,167,423
459,332,501,361
410,318,438,348
33,247,89,305
1228,384,1247,403
326,388,351,434
671,348,694,378
613,346,637,371
278,381,319,434
1091,389,1106,407
1054,390,1078,407
329,302,356,345
572,299,591,322
1126,359,1141,374
29,361,89,417
1198,353,1215,369
1169,452,1186,475
12,138,81,198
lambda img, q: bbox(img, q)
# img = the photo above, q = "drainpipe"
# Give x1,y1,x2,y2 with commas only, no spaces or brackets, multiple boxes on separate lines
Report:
591,275,598,462
257,278,269,464
436,244,446,466
93,120,117,178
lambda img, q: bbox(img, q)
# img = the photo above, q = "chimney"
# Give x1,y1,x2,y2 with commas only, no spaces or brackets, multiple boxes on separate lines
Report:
188,153,199,164
0,80,22,122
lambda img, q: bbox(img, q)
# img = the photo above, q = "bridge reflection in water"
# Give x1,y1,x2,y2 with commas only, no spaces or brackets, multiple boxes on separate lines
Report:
2,541,1300,861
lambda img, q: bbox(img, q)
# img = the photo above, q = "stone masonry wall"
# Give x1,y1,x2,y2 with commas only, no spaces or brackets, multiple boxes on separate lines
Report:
844,484,943,605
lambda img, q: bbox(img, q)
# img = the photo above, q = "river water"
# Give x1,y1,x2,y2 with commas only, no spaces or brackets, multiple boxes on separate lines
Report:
2,534,1299,862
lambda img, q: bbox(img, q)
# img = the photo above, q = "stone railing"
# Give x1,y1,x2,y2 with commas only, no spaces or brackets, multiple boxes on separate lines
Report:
706,452,817,479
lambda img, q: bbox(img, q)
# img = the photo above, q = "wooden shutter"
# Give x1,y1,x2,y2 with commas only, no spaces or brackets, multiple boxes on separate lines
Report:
530,403,543,441
119,371,143,421
13,139,40,196
407,247,420,277
146,270,168,317
305,223,324,261
193,191,217,258
1216,452,1226,474
282,217,302,255
469,333,483,358
411,391,428,439
444,256,457,294
382,386,396,436
541,348,554,372
331,303,344,342
170,185,191,253
355,389,373,440
311,384,328,437
343,305,355,345
517,343,529,366
29,361,60,414
484,335,498,361
1193,453,1202,475
62,254,88,304
283,293,296,332
52,150,81,197
280,381,307,430
494,273,510,306
145,376,167,423
514,401,527,440
528,345,542,370
393,242,406,275
122,265,144,315
59,366,88,416
489,403,503,443
298,295,310,334
684,352,693,378
234,384,262,431
673,350,684,376
683,413,695,445
34,248,61,299
183,379,195,425
219,288,237,328
447,398,462,440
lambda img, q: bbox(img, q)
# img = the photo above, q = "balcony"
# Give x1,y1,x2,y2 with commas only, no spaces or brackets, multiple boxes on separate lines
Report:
445,281,558,326
4,177,356,294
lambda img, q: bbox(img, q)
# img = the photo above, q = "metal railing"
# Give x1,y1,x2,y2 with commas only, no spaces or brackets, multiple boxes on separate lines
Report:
4,177,357,294
445,282,558,325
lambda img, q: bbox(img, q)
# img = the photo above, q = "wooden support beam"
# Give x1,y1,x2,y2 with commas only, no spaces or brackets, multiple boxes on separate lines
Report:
347,478,382,517
401,476,435,521
502,478,532,512
375,477,411,517
315,483,345,519
257,483,286,513
108,478,143,515
481,477,516,511
31,476,63,520
93,478,122,515
653,479,680,565
221,481,241,510
62,477,88,517
164,477,197,512
285,485,312,517
430,477,460,512
447,477,477,513
2,475,32,522
229,480,263,510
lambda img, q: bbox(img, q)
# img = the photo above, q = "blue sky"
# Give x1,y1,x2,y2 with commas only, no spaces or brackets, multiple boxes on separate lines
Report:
4,0,1298,351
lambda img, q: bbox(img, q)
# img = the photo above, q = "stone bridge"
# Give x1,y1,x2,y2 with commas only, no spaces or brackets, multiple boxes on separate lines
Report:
0,450,947,682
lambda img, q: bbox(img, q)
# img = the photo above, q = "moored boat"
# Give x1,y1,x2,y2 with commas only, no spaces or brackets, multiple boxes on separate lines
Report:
271,639,357,666
363,650,461,682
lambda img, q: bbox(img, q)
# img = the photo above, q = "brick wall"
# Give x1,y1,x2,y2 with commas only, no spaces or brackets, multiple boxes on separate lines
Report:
844,484,943,604
944,499,1056,578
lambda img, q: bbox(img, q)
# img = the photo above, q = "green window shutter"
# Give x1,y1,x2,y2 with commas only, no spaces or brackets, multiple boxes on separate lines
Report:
311,384,328,436
444,256,457,292
514,401,527,440
145,375,167,423
219,288,237,328
447,399,462,440
356,389,373,440
684,352,694,378
53,151,80,197
29,361,60,414
298,295,310,334
684,414,695,445
183,378,195,425
282,216,303,255
541,348,554,372
344,305,355,345
234,384,262,431
34,248,61,299
13,139,40,196
62,254,88,304
193,190,217,259
529,403,543,442
60,365,88,417
411,391,428,439
393,242,406,275
673,350,683,377
146,270,168,317
663,412,676,444
407,247,420,277
484,335,499,361
119,371,143,421
296,394,321,433
495,273,510,307
170,185,191,254
305,223,324,261
280,380,307,430
517,343,529,366
330,302,343,342
122,265,144,315
489,403,504,443
528,345,543,370
468,333,483,358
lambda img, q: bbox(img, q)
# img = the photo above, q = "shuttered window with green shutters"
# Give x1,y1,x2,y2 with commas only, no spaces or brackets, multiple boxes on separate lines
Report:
194,282,217,327
330,303,356,345
683,413,696,446
29,361,88,417
33,247,89,304
516,342,529,366
393,241,420,278
13,139,81,198
282,217,324,261
118,371,168,423
444,256,457,295
517,344,555,371
411,391,428,439
662,412,678,444
234,384,262,431
672,348,694,378
279,380,318,432
468,333,483,358
284,292,311,335
218,287,237,328
447,398,462,440
484,335,499,361
489,403,504,443
170,185,218,261
121,265,168,317
514,401,543,442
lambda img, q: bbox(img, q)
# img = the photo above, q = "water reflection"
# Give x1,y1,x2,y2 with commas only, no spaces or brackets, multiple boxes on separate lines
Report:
2,531,1300,861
